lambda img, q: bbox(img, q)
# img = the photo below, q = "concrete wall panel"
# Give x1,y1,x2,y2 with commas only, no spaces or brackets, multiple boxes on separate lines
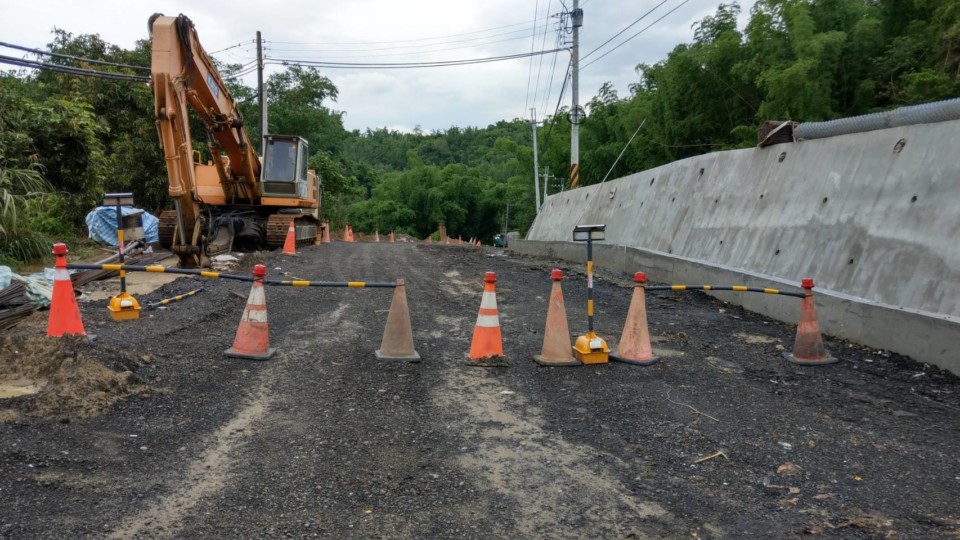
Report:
520,120,960,373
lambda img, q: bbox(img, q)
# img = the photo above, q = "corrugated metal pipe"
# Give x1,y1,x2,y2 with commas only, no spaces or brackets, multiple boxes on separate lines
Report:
794,98,960,140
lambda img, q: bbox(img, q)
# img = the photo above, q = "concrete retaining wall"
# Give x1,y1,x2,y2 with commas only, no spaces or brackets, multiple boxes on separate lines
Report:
520,120,960,374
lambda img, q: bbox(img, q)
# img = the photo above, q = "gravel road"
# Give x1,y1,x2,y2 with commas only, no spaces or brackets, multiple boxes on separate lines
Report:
1,241,959,538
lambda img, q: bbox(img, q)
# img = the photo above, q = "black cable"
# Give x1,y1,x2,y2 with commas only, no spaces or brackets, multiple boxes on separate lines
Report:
580,0,669,61
268,16,553,45
265,47,567,69
540,59,572,152
263,29,554,60
524,0,542,115
0,40,149,72
581,0,690,71
266,24,554,53
0,55,149,82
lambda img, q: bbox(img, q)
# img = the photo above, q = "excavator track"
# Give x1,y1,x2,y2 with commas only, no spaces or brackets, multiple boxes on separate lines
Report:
265,214,319,249
158,210,178,249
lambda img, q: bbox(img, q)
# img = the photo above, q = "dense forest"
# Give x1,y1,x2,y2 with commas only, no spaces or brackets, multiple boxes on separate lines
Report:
1,0,958,264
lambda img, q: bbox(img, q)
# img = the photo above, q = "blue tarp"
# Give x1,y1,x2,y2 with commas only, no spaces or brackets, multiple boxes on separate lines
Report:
85,206,159,247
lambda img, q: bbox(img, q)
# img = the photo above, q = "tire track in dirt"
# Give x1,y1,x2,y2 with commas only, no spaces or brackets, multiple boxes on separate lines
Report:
107,303,352,539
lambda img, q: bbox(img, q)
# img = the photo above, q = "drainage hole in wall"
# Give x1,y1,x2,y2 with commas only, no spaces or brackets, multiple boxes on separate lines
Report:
719,240,723,245
671,197,675,202
760,194,764,199
778,152,787,162
640,201,644,207
775,249,780,255
650,178,655,186
699,168,705,176
822,197,829,204
911,195,917,203
714,199,719,204
848,258,854,265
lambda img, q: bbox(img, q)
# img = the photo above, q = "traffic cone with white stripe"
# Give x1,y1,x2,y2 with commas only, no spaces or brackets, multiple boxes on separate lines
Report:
375,229,380,242
47,243,86,337
321,220,331,243
375,278,420,362
784,278,836,365
466,272,507,366
534,269,579,366
282,221,298,256
611,272,658,366
225,264,275,360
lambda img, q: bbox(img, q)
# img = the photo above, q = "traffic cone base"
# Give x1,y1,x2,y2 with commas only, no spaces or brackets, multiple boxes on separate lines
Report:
375,279,421,362
783,350,836,365
533,270,580,367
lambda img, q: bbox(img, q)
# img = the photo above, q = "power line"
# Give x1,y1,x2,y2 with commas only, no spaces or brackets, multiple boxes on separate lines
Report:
531,0,554,119
0,55,149,82
208,40,256,55
262,29,555,60
524,0,542,116
580,0,669,61
540,59,572,153
267,16,553,46
265,47,567,69
0,40,149,72
538,26,563,121
581,0,690,71
265,23,554,53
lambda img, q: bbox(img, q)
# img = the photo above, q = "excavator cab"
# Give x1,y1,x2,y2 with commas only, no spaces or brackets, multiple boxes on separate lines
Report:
261,135,310,199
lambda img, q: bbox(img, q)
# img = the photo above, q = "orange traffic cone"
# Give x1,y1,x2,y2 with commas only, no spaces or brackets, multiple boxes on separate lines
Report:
427,236,433,244
611,272,658,366
445,236,451,245
47,243,86,337
374,229,380,242
534,269,579,366
784,278,836,365
475,240,481,247
457,236,463,245
321,220,331,243
282,221,298,255
342,224,350,242
225,264,275,360
467,272,507,366
389,231,395,243
375,278,420,362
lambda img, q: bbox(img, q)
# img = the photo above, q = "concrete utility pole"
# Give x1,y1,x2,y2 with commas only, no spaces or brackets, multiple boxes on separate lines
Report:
256,30,268,154
531,108,541,213
542,166,556,200
569,0,583,189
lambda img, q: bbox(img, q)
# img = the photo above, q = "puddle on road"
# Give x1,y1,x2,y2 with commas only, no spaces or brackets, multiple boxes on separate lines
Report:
734,332,780,344
0,377,46,399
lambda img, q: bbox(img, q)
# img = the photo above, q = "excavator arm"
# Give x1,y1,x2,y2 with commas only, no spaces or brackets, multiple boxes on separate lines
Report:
149,13,262,266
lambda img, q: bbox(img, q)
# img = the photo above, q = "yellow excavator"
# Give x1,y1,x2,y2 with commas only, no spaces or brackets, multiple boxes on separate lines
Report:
149,13,322,268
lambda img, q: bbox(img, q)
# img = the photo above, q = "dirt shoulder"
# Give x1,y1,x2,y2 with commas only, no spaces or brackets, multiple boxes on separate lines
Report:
1,242,958,538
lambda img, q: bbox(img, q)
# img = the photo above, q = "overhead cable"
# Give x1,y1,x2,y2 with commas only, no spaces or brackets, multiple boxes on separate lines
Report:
0,55,149,82
263,29,555,60
267,16,553,46
0,40,149,72
265,47,567,69
580,0,669,61
581,0,690,71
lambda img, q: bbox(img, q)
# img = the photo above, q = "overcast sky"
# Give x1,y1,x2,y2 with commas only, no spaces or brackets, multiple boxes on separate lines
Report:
0,0,755,133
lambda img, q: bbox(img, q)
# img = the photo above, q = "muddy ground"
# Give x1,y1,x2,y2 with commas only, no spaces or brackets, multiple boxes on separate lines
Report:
1,242,958,539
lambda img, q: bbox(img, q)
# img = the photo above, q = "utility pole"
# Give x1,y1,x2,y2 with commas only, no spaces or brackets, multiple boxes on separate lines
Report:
531,108,541,213
542,166,556,200
256,30,267,154
569,0,583,190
